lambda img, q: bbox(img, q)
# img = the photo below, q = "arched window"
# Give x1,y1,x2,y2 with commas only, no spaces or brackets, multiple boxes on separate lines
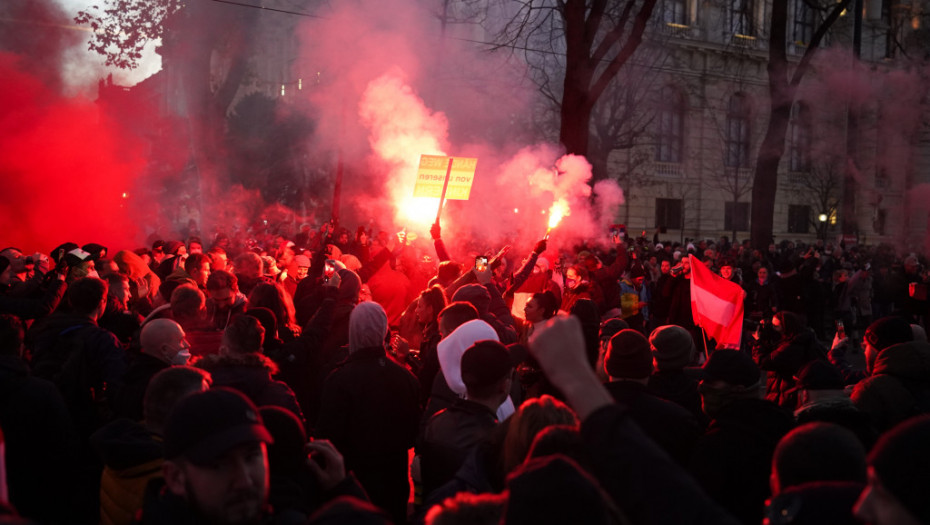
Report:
656,86,685,163
789,102,811,172
725,93,751,168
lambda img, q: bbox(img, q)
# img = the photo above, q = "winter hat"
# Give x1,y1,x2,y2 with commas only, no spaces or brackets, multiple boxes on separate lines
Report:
867,415,930,524
504,455,615,525
649,325,695,370
82,243,108,261
452,284,492,316
164,388,273,465
294,254,311,268
629,264,645,279
51,242,79,265
864,316,913,351
461,340,515,391
605,329,653,379
599,318,629,342
795,360,844,391
696,349,760,388
340,254,362,272
536,257,550,272
164,241,184,256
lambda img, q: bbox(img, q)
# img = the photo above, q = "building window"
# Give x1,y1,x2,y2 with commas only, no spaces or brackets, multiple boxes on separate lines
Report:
656,86,685,163
725,93,751,168
663,0,688,25
725,202,750,231
792,0,816,46
656,198,683,229
787,204,811,233
729,0,755,36
789,102,811,172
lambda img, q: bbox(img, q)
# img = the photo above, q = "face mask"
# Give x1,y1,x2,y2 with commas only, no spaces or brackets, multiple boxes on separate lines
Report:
171,349,191,366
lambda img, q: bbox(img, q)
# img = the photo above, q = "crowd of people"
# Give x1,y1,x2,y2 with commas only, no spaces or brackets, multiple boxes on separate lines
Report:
0,220,929,525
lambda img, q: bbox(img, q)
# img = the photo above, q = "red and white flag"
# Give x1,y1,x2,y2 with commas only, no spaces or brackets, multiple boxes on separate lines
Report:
689,255,746,349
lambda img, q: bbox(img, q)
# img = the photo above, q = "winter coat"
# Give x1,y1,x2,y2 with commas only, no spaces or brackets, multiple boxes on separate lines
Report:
851,341,930,433
195,352,305,425
689,398,794,525
90,419,164,525
314,345,420,523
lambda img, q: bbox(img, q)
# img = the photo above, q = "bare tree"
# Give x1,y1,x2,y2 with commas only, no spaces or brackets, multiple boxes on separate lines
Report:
749,0,853,249
794,160,841,241
466,0,660,181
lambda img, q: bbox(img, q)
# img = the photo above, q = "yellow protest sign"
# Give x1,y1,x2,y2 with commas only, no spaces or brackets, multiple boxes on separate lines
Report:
413,155,477,201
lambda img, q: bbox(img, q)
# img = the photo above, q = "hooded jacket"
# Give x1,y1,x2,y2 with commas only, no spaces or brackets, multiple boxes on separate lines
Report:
852,341,930,433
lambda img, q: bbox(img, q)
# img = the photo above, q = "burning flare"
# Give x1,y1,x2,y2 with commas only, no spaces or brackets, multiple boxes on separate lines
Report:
545,198,570,238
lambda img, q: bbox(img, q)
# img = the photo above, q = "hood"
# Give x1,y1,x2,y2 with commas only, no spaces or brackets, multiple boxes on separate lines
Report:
90,418,163,469
195,351,279,376
437,319,499,398
348,301,388,354
452,284,491,316
873,341,930,381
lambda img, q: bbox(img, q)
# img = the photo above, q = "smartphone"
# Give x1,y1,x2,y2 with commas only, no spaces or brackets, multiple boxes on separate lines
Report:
475,256,489,272
835,320,845,338
324,261,335,281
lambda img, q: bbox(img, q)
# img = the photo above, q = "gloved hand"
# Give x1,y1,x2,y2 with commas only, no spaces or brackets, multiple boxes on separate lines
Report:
430,223,441,241
533,239,547,255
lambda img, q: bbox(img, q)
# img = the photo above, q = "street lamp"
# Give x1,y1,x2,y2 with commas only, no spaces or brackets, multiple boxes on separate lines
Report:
819,213,828,245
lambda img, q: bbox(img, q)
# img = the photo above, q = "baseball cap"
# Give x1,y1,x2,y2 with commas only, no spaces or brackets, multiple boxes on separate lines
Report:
461,340,516,390
164,387,273,465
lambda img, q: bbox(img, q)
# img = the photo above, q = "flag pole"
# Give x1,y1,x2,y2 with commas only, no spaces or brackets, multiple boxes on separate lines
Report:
701,326,710,361
435,157,454,227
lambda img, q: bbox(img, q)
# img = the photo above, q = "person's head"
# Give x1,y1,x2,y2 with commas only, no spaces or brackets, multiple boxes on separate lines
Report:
0,248,25,278
854,415,930,525
604,329,653,381
460,340,514,404
206,270,240,309
502,395,579,475
451,284,491,317
418,285,448,325
681,256,691,276
106,272,132,306
628,264,645,288
903,255,919,274
0,314,25,358
348,301,388,354
757,266,770,283
424,492,506,525
696,349,762,418
234,252,263,280
141,318,192,365
162,388,273,525
795,359,846,405
834,269,849,283
719,259,735,280
524,291,558,324
565,264,589,290
221,315,265,355
143,366,212,435
66,277,108,320
437,261,462,286
863,316,914,374
771,311,804,338
771,423,867,495
187,237,203,255
171,284,207,325
648,325,695,372
275,246,295,271
438,301,480,338
660,259,671,275
208,247,228,273
247,283,295,328
185,253,212,289
293,254,310,280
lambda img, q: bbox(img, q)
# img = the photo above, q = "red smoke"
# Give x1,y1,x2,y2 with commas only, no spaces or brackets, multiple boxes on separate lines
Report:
0,52,147,254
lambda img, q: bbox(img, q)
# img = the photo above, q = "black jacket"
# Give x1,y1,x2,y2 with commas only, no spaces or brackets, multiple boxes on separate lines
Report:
417,399,498,498
196,352,305,425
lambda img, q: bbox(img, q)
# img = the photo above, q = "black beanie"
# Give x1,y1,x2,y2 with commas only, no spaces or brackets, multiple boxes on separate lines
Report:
605,329,653,379
868,415,930,524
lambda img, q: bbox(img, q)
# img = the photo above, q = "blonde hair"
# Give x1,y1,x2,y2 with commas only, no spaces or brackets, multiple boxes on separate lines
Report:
502,395,579,474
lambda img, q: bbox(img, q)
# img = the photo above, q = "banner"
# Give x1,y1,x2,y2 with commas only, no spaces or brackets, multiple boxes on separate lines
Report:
413,155,477,200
